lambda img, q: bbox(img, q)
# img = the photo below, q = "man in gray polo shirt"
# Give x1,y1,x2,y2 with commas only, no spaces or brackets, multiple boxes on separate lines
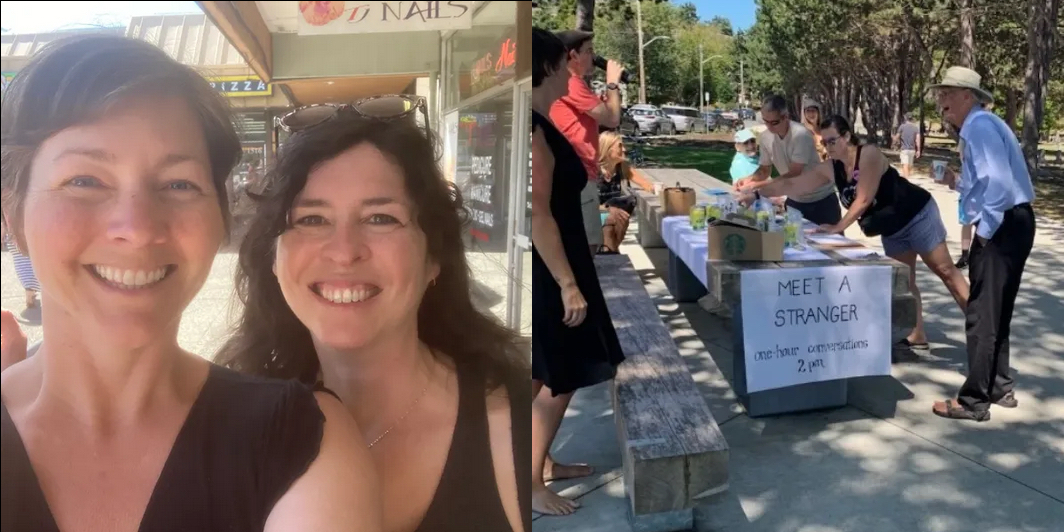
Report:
734,95,842,225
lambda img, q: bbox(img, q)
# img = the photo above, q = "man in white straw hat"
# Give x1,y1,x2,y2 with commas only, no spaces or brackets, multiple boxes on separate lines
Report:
929,66,1036,422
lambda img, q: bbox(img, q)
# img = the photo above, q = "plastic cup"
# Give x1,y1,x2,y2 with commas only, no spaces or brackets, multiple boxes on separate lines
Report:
652,182,665,194
932,160,947,183
690,205,706,230
785,222,799,246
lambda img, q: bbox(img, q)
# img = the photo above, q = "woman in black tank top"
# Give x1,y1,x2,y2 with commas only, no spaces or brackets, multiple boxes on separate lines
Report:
736,115,969,353
1,35,382,532
214,97,530,529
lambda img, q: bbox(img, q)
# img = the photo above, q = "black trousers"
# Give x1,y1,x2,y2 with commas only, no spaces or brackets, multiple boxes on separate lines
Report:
958,203,1036,412
786,192,843,225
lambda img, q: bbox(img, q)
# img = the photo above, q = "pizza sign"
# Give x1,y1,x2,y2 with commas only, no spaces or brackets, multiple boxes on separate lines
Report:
207,76,273,97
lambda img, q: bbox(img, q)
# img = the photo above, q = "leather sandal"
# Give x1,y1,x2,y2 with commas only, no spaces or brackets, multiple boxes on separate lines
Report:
932,399,990,422
993,391,1018,408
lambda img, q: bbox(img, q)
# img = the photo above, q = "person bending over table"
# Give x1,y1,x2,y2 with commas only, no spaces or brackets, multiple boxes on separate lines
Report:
737,115,969,353
733,95,841,225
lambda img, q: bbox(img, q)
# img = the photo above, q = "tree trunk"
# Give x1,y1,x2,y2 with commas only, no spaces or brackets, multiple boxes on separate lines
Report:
576,0,596,31
1005,88,1019,129
917,64,927,152
1021,0,1061,176
959,0,976,69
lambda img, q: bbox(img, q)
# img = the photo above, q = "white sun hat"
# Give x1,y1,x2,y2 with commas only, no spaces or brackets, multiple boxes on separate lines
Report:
928,66,993,103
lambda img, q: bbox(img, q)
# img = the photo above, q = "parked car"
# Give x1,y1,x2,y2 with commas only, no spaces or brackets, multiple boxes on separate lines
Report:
618,109,640,136
628,104,675,135
703,110,743,133
660,104,705,134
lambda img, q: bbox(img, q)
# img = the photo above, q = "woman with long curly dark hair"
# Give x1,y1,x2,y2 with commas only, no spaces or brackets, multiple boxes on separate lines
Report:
215,100,530,532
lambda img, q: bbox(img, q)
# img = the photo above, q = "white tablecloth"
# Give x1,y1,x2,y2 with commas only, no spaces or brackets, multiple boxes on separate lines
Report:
660,216,832,290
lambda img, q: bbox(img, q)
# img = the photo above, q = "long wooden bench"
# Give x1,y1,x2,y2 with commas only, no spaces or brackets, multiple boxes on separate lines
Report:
595,254,729,532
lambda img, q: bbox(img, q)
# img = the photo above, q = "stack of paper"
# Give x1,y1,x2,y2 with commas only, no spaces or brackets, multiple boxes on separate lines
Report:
806,233,864,248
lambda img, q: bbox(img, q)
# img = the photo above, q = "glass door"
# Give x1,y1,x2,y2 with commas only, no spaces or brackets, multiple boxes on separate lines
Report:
505,79,532,337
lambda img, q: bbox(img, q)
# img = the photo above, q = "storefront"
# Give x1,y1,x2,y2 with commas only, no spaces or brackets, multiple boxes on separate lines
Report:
439,1,531,337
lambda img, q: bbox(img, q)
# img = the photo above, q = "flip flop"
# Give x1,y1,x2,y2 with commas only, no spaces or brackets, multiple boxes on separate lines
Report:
932,399,990,422
896,338,929,350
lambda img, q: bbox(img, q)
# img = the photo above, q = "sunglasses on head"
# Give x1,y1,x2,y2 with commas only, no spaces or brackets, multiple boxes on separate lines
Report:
278,94,429,134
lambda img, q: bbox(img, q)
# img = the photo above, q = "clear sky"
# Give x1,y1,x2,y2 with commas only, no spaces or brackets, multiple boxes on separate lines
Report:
692,0,756,32
0,1,201,34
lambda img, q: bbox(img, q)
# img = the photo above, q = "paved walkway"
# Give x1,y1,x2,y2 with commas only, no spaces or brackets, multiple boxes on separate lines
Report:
534,169,1064,531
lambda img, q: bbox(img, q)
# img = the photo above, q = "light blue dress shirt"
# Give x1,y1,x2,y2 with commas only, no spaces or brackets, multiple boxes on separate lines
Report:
957,108,1035,240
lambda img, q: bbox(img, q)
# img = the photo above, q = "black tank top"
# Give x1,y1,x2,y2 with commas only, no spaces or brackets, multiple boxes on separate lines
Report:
833,145,931,237
1,365,326,532
316,362,530,532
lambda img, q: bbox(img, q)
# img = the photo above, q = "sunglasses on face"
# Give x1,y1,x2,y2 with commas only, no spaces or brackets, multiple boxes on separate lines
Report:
279,94,429,134
821,136,844,147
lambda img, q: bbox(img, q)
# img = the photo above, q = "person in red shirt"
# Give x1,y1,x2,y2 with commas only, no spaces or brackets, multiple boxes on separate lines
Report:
548,30,623,256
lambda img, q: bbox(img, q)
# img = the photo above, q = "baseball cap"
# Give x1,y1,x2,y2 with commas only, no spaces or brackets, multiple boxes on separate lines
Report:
734,129,756,143
555,30,594,52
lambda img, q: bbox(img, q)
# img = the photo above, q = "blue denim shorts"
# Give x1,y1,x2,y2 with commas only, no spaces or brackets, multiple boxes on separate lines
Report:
880,200,948,257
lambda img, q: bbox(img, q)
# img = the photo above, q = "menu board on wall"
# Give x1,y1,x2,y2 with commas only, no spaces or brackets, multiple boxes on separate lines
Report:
234,112,269,145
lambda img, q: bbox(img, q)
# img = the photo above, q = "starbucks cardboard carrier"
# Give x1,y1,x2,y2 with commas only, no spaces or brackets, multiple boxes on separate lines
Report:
706,211,785,262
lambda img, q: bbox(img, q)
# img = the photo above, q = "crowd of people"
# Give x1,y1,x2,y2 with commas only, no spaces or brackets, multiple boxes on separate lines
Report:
530,24,1039,519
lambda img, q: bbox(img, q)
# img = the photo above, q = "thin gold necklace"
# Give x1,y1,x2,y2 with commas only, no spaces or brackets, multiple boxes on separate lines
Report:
366,364,434,449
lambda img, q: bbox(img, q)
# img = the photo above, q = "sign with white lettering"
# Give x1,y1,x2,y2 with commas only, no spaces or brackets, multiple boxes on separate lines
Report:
297,1,474,36
740,266,892,393
207,76,272,97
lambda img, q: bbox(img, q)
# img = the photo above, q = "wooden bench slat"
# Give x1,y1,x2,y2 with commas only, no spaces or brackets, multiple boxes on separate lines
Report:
595,254,729,516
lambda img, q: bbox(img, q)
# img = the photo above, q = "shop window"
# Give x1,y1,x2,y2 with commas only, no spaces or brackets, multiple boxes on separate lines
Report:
444,1,517,108
454,93,513,253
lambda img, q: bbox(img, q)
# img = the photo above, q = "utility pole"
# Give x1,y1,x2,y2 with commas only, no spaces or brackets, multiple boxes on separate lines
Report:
635,0,647,103
740,60,746,106
699,43,704,111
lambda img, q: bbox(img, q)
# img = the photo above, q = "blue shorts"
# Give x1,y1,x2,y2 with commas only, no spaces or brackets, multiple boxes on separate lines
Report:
880,200,948,257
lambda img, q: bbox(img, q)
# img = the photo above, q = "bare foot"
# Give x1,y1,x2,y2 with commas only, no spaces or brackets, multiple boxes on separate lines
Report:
532,484,580,516
544,460,594,482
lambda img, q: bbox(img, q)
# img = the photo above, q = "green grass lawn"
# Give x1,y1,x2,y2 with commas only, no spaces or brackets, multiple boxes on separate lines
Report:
640,145,736,183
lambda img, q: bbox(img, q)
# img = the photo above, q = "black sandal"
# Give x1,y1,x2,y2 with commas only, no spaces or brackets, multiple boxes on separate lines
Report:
596,246,620,255
896,338,929,350
932,399,990,422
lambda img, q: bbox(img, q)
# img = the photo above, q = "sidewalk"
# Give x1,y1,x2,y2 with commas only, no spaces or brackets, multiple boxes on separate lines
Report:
534,170,1064,531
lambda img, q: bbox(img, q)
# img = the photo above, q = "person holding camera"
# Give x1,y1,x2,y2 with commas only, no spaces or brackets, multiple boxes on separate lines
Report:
549,30,624,257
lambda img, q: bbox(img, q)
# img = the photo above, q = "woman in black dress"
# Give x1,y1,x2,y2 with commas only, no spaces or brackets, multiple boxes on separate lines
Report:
0,35,381,531
530,28,625,516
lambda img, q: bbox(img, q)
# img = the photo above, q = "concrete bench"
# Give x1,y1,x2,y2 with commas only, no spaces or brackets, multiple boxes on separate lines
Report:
595,254,729,532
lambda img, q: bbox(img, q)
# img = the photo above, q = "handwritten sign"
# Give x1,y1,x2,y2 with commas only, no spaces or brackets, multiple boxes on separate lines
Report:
741,266,891,393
